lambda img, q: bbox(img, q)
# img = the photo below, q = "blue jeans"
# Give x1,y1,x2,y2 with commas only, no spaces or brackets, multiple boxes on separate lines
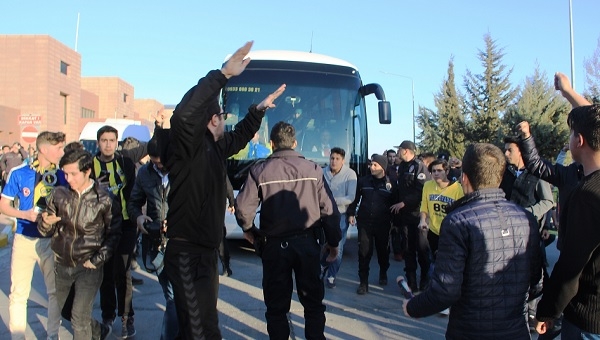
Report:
562,319,600,339
158,266,178,340
55,262,103,340
325,213,348,279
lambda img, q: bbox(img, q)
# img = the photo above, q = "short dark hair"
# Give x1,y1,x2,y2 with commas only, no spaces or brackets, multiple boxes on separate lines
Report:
428,159,448,173
567,104,600,151
36,131,66,150
59,148,93,173
270,121,296,150
386,149,396,156
462,143,506,190
330,147,345,159
419,152,436,161
2,145,9,150
64,141,84,154
147,137,160,157
97,125,119,141
503,135,520,145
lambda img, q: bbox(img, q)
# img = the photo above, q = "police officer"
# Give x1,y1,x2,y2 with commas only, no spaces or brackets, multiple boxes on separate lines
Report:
348,154,394,295
390,140,431,292
235,121,341,340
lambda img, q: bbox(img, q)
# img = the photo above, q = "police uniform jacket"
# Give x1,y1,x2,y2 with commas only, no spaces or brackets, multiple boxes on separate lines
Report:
347,174,393,225
235,149,341,247
394,157,430,224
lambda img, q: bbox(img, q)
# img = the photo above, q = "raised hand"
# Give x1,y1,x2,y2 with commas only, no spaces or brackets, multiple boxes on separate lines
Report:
256,84,286,111
515,121,531,139
554,72,572,93
221,41,254,79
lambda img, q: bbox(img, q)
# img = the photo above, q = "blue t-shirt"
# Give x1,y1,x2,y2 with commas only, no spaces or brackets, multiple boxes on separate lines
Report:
1,163,67,237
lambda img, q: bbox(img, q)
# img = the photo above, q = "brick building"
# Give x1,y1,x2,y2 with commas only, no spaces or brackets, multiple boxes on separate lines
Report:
0,35,161,148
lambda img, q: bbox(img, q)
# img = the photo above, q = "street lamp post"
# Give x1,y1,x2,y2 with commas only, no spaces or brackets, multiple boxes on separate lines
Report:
381,72,415,144
569,0,576,89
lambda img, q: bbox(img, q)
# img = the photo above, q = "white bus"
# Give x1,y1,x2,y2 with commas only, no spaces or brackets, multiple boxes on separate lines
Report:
223,50,391,239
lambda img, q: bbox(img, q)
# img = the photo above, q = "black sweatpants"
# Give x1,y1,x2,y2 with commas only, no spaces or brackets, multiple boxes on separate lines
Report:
165,239,221,340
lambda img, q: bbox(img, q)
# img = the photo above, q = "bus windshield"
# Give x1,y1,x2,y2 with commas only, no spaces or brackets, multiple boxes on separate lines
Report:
223,63,364,186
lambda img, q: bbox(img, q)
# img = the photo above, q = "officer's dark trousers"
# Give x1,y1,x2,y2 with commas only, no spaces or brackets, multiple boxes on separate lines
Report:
262,232,326,340
402,222,431,275
357,221,391,284
165,239,221,340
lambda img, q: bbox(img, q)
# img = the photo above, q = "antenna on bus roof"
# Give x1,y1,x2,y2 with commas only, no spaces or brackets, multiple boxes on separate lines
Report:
309,31,313,53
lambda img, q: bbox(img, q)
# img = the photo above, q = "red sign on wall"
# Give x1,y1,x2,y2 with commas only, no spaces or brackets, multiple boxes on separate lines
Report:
19,115,42,126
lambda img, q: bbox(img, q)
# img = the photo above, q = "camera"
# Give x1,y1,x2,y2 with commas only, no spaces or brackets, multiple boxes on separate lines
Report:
141,220,166,273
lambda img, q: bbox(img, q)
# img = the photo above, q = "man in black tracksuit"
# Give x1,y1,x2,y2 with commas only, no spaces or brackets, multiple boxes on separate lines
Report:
163,42,286,339
348,154,394,295
391,140,431,292
235,121,341,340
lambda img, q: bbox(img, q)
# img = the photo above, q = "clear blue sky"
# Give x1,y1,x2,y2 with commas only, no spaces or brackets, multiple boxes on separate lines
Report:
1,1,599,156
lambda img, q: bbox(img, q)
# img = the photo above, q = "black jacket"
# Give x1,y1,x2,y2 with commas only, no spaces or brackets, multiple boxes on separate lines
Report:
500,165,553,229
235,149,341,247
537,170,600,333
38,182,122,267
407,188,541,339
394,157,430,224
519,135,583,250
347,174,393,224
166,70,264,249
127,163,169,225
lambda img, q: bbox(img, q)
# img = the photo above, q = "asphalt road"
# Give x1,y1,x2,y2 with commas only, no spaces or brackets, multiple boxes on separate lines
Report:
0,217,559,339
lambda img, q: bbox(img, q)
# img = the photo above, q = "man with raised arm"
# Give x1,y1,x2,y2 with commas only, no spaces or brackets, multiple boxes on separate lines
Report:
163,41,285,339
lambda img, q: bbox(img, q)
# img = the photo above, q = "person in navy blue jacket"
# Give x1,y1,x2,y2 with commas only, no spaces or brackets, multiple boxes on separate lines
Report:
405,143,541,340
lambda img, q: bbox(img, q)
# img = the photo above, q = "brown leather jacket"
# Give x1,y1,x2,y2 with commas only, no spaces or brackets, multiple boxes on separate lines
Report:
38,182,122,267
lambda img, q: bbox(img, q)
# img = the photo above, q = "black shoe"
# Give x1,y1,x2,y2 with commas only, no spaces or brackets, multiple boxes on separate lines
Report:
223,266,233,277
100,323,112,340
379,273,388,286
131,276,144,285
356,283,368,295
121,316,136,338
406,272,418,293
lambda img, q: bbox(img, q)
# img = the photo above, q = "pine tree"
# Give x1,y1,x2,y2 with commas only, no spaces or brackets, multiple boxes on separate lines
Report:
435,57,466,158
416,106,441,154
584,36,600,104
503,66,570,160
464,33,518,145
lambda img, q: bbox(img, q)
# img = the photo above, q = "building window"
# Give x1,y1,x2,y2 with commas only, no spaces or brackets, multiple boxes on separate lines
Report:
81,108,95,118
60,93,68,124
123,93,128,103
60,61,69,75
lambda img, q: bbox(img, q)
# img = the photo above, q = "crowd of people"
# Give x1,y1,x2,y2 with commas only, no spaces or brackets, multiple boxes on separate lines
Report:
1,40,600,340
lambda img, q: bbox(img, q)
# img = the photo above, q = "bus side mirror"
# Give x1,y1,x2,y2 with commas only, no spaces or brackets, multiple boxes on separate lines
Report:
379,101,391,124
